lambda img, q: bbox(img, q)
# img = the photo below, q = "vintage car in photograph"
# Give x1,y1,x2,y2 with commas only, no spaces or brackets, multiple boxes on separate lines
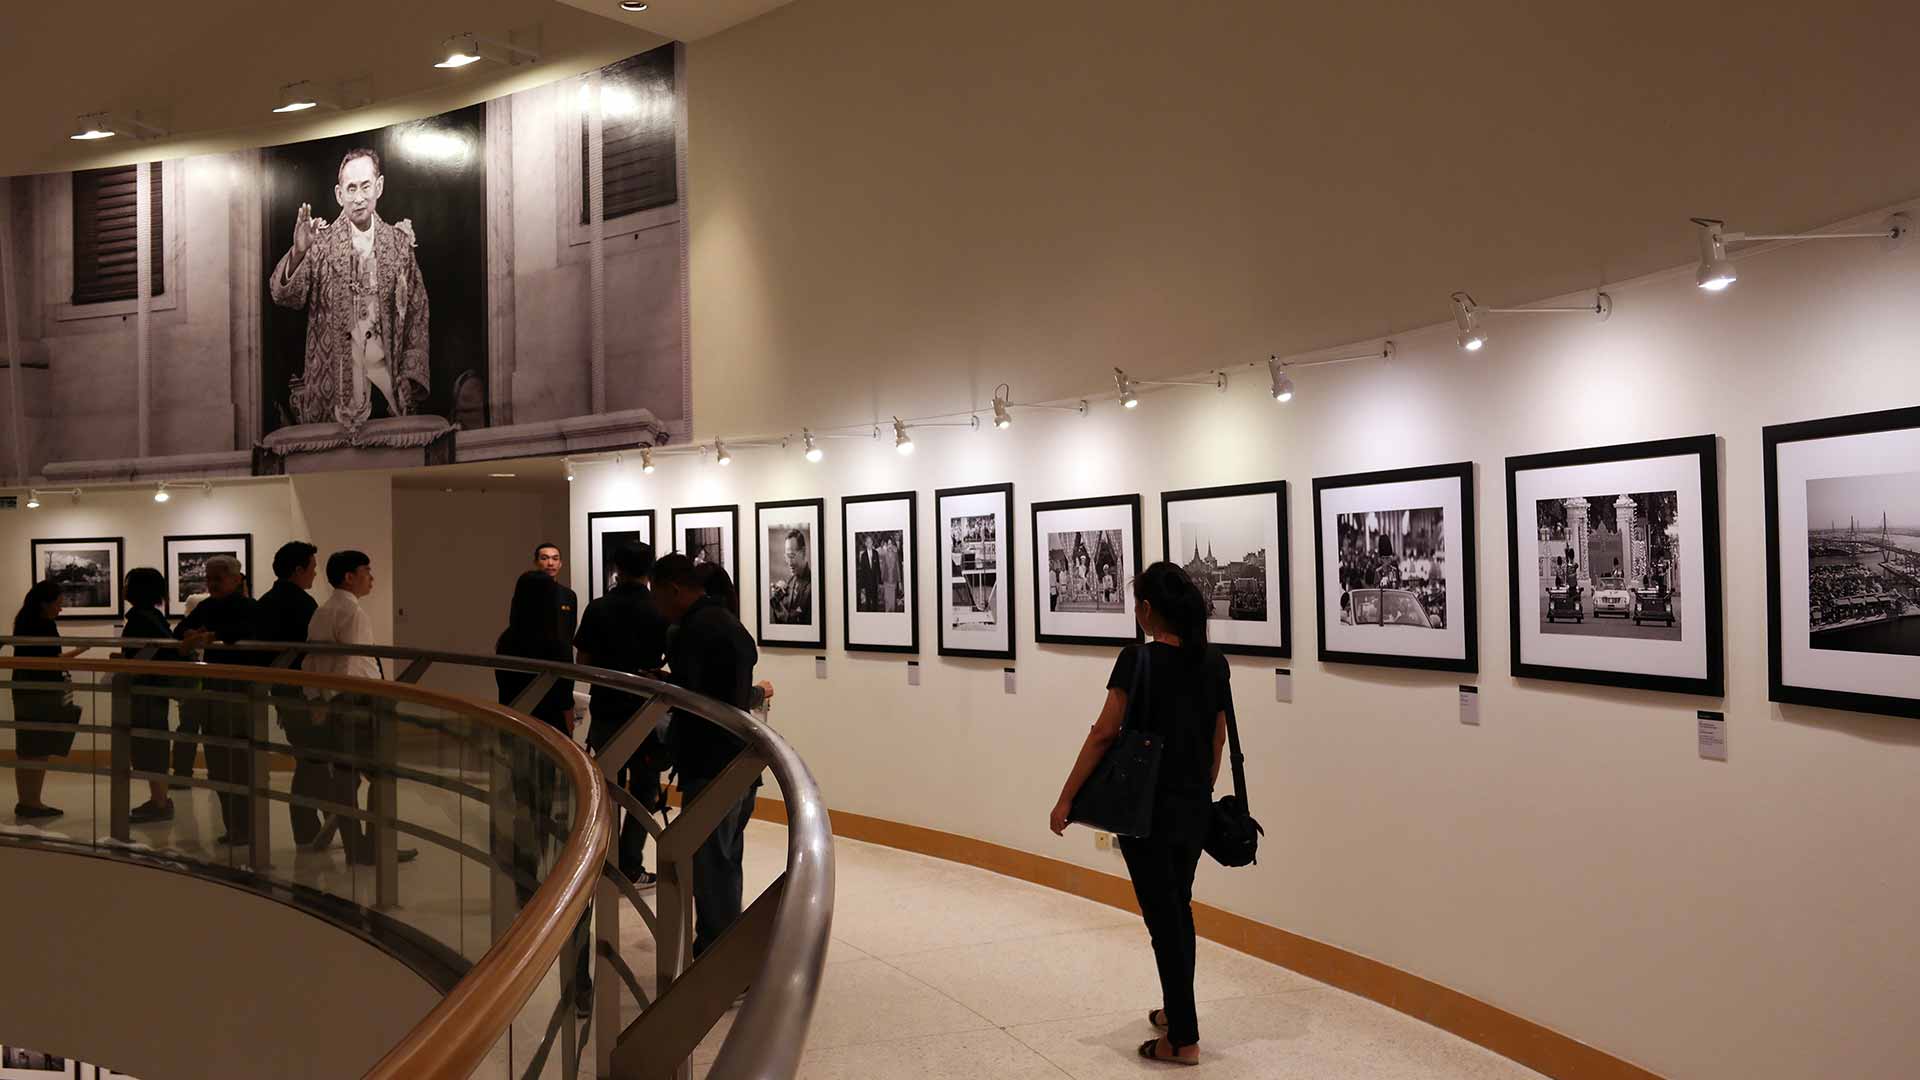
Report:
1545,585,1584,623
1341,588,1434,628
1634,586,1677,626
1592,574,1634,619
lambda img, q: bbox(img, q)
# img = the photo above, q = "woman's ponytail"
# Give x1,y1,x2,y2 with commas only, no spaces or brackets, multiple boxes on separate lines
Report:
1134,561,1210,662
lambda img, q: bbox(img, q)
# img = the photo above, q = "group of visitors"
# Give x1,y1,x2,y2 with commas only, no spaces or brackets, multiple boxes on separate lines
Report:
8,543,401,864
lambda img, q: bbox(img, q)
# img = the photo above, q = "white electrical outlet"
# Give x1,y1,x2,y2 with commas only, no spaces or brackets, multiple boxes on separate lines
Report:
1093,831,1115,851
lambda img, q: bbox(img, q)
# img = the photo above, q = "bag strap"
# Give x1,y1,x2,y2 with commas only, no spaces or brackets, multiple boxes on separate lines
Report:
1118,644,1152,734
1222,662,1249,811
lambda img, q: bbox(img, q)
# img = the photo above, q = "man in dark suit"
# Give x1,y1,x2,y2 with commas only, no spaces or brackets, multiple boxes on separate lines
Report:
174,556,262,846
536,542,579,643
573,542,670,886
256,542,323,843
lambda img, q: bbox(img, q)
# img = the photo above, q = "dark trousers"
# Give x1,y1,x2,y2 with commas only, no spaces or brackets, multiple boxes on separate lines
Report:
280,694,340,846
1120,830,1205,1048
680,772,753,958
199,698,253,841
128,690,173,776
588,707,661,877
171,695,203,777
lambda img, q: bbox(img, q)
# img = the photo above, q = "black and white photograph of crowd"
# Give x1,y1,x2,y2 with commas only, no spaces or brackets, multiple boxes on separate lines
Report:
1047,530,1124,613
947,514,1000,631
1335,507,1447,630
1806,470,1920,658
1535,491,1681,641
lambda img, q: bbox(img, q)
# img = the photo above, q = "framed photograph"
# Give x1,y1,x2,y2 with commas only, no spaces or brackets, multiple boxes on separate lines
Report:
1161,481,1290,658
842,490,919,654
671,504,740,584
936,483,1016,659
587,510,655,600
1506,436,1723,696
1032,494,1143,647
1312,462,1477,672
1766,405,1920,719
29,537,125,621
755,498,827,649
162,534,255,619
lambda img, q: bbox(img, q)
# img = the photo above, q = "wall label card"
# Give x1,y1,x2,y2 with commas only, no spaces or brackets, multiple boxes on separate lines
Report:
1003,667,1017,694
1459,684,1480,725
907,660,920,686
815,656,827,680
1275,668,1292,704
1697,710,1727,760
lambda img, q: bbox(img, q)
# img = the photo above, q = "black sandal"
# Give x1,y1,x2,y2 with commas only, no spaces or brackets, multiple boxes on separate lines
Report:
1137,1038,1198,1067
1148,1009,1169,1031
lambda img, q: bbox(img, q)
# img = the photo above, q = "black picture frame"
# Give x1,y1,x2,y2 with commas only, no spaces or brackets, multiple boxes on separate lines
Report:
841,490,920,655
935,482,1017,661
1160,480,1291,658
1765,404,1920,719
1505,435,1724,697
29,536,126,621
162,533,257,619
1031,493,1145,648
755,497,828,650
587,509,656,601
1312,462,1478,673
670,504,741,584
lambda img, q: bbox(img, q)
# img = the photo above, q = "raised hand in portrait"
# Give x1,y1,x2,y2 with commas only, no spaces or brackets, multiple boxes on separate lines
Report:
291,201,321,261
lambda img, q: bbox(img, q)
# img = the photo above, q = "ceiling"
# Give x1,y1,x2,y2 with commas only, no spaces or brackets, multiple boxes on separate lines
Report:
0,0,792,177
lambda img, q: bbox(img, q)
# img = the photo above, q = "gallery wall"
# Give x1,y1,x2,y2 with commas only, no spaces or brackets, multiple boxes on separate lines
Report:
571,208,1920,1080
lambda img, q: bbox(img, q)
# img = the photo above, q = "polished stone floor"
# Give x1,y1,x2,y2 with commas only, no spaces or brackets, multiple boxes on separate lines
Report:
9,772,1543,1079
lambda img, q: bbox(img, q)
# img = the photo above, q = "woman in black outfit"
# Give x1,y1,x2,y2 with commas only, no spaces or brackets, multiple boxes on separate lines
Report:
10,581,92,819
1050,562,1229,1068
121,568,180,823
496,570,577,733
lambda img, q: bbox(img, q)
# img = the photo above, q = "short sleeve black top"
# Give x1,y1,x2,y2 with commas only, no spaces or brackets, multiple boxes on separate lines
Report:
574,581,670,742
1107,642,1231,800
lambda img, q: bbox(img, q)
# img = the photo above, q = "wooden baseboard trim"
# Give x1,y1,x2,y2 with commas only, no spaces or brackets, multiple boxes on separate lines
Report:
747,796,1661,1080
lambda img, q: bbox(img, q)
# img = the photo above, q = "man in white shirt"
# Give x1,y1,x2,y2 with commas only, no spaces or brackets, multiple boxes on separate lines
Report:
303,550,414,864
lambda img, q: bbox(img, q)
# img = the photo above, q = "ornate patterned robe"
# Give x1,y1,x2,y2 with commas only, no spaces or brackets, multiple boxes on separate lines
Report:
269,212,430,430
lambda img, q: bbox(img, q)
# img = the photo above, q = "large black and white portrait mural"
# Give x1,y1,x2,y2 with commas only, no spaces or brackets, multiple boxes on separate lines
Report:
0,45,689,484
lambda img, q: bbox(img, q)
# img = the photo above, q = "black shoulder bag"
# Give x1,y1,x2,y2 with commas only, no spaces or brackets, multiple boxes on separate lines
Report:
1067,646,1162,838
1204,694,1264,867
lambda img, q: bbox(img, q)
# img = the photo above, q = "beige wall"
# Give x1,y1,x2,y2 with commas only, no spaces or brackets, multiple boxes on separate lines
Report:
291,471,396,645
0,845,438,1080
572,209,1920,1080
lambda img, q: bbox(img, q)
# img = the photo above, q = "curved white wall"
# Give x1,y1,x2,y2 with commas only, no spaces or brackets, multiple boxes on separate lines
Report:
0,846,439,1080
571,218,1920,1079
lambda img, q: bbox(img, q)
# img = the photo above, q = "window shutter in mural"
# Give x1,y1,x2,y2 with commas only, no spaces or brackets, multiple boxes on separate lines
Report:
71,163,165,304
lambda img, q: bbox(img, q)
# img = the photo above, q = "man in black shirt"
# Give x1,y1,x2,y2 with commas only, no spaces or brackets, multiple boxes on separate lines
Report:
255,542,324,843
652,553,764,958
535,542,579,645
174,555,262,846
573,541,671,886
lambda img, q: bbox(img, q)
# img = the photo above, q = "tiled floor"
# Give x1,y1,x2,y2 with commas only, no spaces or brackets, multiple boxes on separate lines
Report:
8,772,1544,1079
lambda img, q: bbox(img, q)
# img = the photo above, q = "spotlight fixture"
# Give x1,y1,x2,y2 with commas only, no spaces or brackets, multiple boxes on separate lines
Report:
1112,367,1226,406
564,458,575,482
1688,213,1909,292
715,441,733,466
992,392,1012,430
641,447,657,474
1450,292,1488,352
69,113,116,141
893,417,915,455
153,484,171,504
1267,358,1295,403
271,80,366,115
1451,292,1607,351
991,383,1090,423
619,0,650,10
1114,369,1139,409
25,491,40,509
802,430,824,463
434,33,540,70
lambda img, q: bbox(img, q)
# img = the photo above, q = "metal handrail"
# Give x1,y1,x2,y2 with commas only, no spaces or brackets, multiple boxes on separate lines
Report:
0,636,836,1080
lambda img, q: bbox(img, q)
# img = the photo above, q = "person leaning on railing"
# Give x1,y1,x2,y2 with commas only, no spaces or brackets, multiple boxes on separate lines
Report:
173,555,262,847
9,581,91,820
120,568,182,823
254,542,322,844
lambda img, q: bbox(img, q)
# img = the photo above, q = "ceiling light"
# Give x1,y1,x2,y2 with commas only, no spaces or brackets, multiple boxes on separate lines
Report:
434,32,540,70
1450,292,1487,352
1113,369,1139,409
1691,218,1737,291
641,447,657,474
893,417,915,455
153,484,171,504
1267,357,1295,403
272,82,319,113
620,1,650,9
69,114,116,141
434,35,484,68
802,430,824,463
25,491,40,509
715,441,732,466
487,472,517,478
991,392,1013,430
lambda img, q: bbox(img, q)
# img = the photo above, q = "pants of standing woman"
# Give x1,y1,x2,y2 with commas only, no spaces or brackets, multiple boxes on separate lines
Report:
1120,831,1205,1048
171,697,204,778
680,772,754,958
